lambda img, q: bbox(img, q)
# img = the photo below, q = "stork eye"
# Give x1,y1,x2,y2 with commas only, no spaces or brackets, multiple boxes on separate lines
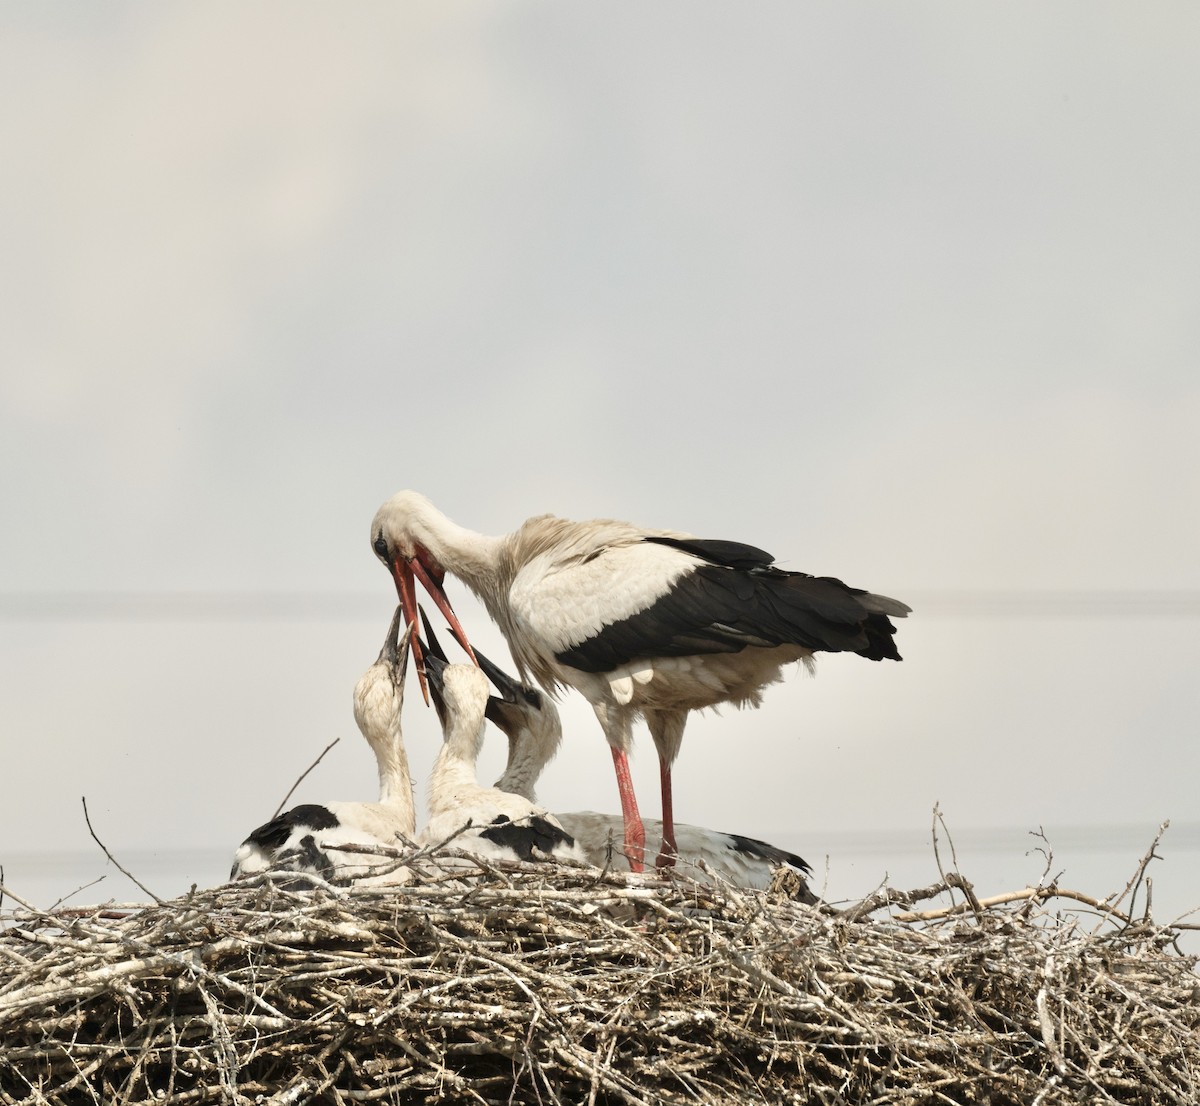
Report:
373,532,389,560
522,687,543,710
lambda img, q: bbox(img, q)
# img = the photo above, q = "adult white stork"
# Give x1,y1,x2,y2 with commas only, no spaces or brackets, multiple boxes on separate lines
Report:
474,638,818,903
230,608,416,886
419,632,587,865
371,491,909,871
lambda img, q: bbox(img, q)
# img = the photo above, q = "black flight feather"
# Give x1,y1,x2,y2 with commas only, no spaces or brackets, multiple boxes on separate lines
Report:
478,814,577,862
723,831,811,874
556,557,906,673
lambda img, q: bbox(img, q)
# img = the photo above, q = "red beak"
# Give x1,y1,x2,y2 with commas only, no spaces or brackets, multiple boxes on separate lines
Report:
391,554,477,706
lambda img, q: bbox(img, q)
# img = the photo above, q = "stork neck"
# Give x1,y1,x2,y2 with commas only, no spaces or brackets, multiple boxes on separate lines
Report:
376,742,416,836
494,734,543,802
428,743,486,814
415,514,504,598
432,704,486,773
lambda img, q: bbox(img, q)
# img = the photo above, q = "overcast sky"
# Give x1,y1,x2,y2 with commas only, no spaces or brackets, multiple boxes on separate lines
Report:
2,4,1198,918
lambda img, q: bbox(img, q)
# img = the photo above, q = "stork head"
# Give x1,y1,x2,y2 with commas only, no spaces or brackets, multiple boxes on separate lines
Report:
472,644,562,802
476,645,547,735
352,606,411,755
417,608,556,798
370,491,477,705
418,636,490,760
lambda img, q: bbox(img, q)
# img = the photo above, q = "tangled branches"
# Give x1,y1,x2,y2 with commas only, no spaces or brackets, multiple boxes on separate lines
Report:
0,845,1197,1105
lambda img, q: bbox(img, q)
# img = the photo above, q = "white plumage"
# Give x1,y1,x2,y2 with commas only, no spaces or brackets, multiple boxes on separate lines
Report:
229,609,416,886
371,491,909,872
419,646,587,866
477,642,817,901
553,813,816,901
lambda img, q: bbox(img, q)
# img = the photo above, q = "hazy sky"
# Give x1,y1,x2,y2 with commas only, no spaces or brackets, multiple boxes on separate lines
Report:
2,5,1198,917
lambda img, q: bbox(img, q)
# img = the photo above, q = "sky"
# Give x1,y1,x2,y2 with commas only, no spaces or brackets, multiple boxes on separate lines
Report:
2,4,1199,923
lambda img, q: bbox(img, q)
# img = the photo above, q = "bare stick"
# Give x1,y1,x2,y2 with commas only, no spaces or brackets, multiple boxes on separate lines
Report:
272,737,341,819
894,885,1135,924
1027,825,1057,886
47,876,108,912
931,805,982,917
1092,819,1169,937
81,796,163,904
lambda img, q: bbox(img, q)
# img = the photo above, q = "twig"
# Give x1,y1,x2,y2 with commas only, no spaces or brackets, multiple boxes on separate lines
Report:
47,876,108,912
1026,825,1063,888
1091,820,1169,937
930,805,983,918
80,796,163,904
272,737,341,819
893,885,1135,924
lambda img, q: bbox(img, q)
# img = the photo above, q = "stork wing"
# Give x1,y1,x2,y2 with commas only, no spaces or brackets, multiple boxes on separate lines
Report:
551,537,907,673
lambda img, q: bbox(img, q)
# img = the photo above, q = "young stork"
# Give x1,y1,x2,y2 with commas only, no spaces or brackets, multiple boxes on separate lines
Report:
371,491,909,871
230,608,416,886
419,634,587,865
475,639,818,903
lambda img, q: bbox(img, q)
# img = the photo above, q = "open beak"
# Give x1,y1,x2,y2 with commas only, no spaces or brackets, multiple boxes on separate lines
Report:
470,643,529,783
417,635,450,725
470,643,523,705
421,608,514,733
390,553,476,705
417,605,450,666
378,605,412,689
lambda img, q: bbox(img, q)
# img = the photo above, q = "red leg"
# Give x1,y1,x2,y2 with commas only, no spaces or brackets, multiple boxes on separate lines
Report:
610,747,646,872
655,757,677,869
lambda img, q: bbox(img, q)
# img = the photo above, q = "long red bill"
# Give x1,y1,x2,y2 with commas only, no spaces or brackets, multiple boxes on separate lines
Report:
391,555,478,707
410,557,478,666
392,559,430,705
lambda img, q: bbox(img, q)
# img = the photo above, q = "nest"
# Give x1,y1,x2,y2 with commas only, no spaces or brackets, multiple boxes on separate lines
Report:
1,838,1197,1106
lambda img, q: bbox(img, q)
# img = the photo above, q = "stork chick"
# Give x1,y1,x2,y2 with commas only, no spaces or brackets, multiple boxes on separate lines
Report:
419,625,586,866
230,608,416,886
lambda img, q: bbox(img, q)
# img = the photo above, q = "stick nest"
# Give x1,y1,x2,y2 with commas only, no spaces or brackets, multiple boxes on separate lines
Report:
1,846,1197,1105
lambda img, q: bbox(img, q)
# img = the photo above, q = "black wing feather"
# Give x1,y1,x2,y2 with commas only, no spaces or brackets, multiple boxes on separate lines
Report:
643,535,776,570
479,815,577,861
241,804,341,854
556,553,906,673
723,831,811,874
722,831,819,905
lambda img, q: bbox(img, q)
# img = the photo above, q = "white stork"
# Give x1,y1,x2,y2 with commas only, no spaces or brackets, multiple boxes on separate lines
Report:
474,638,818,902
418,633,587,866
230,608,416,886
371,491,909,872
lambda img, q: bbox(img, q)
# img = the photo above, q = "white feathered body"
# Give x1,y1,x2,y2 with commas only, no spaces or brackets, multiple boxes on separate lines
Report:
230,800,414,886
